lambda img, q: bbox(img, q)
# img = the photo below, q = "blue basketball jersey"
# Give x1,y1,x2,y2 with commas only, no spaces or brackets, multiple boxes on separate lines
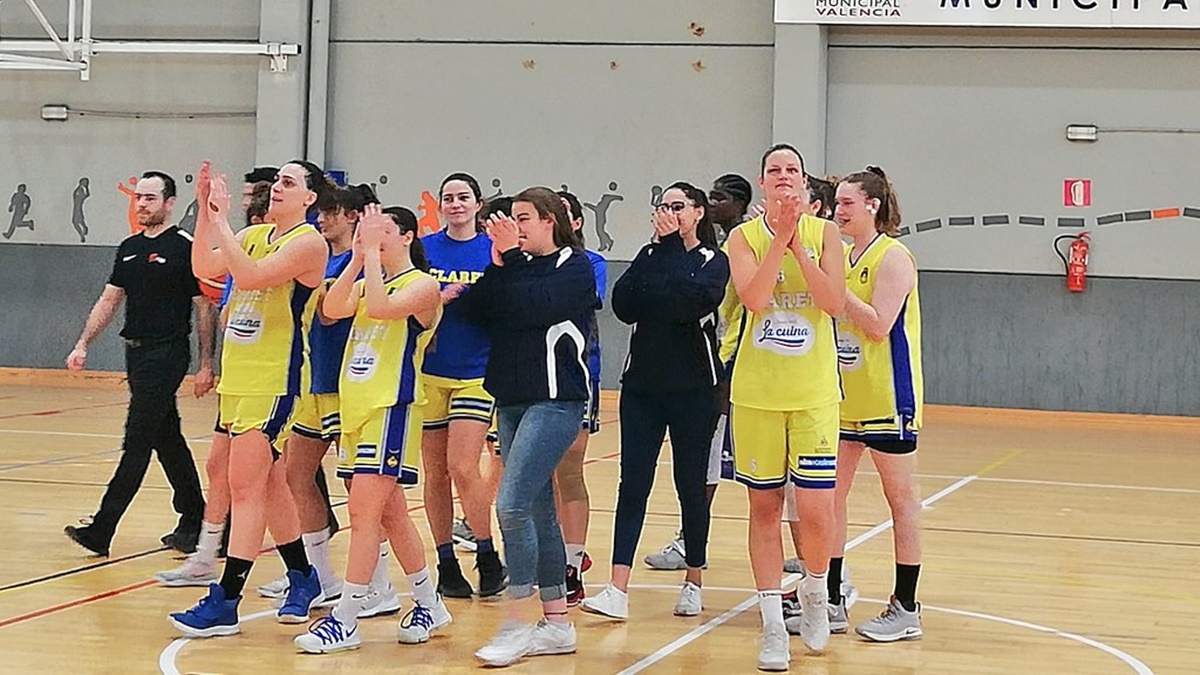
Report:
309,249,355,394
585,249,607,384
422,230,493,380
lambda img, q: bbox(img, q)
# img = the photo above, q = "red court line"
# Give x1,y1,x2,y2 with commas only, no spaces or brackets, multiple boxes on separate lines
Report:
0,441,624,629
1152,208,1181,219
0,400,127,421
0,579,158,629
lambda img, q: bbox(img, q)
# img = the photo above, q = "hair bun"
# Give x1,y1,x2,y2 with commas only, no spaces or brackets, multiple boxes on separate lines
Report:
866,165,887,180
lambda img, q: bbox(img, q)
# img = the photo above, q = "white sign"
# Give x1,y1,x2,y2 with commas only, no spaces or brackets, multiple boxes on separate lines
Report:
775,0,1199,28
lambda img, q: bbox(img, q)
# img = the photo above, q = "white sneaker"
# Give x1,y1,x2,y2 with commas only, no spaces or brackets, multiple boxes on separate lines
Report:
673,582,703,617
579,584,629,620
757,625,790,672
855,596,923,642
293,614,361,654
798,575,830,653
528,619,576,657
829,597,849,634
155,555,217,587
475,620,535,667
257,573,289,599
358,583,402,619
397,596,452,644
643,535,688,570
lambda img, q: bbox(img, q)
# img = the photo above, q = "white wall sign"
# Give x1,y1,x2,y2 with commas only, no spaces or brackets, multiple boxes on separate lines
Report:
775,0,1199,28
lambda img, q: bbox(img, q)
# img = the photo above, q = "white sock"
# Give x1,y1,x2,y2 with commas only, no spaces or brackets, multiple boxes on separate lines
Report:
302,528,334,584
333,581,367,626
371,542,392,589
759,590,785,629
801,571,827,596
195,521,223,564
565,544,586,570
408,567,437,608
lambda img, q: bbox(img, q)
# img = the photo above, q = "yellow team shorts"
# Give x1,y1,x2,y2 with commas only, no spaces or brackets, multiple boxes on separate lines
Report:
218,394,296,452
731,403,839,490
338,402,423,485
292,392,341,442
422,375,495,429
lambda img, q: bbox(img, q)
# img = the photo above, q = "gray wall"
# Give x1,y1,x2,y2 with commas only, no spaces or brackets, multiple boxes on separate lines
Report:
326,0,776,262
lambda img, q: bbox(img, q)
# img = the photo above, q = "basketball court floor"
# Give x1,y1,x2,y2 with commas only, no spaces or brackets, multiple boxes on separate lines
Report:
0,372,1196,674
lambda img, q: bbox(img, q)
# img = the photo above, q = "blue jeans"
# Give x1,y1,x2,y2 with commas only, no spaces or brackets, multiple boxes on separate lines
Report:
495,400,586,601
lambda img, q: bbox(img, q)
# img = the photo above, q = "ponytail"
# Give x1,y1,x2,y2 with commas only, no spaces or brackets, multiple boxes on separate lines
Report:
841,166,902,237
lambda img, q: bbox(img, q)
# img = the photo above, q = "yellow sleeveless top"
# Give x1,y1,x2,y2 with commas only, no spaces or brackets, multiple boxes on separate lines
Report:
837,235,923,429
219,223,321,396
339,269,441,431
730,214,841,411
717,237,744,365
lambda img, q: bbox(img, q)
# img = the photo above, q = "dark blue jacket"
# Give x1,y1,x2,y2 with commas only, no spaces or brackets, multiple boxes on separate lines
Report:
461,246,599,405
612,232,729,393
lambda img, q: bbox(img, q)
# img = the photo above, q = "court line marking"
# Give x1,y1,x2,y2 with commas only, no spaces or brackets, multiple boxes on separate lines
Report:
610,589,1152,675
590,457,1200,496
0,433,213,473
0,579,159,629
0,428,125,439
617,474,977,674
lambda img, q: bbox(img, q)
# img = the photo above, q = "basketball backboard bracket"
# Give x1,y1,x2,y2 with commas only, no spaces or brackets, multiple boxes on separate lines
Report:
0,0,300,81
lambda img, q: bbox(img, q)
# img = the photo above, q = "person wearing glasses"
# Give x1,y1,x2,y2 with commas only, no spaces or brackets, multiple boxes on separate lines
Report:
581,182,729,621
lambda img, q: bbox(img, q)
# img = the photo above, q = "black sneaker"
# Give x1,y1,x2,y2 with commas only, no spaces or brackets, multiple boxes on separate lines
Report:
436,558,474,598
476,550,507,598
65,525,110,557
161,530,199,554
565,564,584,607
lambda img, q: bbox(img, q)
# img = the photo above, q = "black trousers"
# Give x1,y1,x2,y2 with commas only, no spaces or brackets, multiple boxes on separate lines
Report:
613,387,720,568
90,338,205,543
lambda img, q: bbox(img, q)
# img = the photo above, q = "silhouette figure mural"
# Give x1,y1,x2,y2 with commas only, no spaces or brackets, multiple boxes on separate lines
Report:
649,184,664,208
178,199,200,234
584,181,622,252
71,177,90,242
4,184,35,240
417,190,442,237
488,178,503,199
117,176,143,234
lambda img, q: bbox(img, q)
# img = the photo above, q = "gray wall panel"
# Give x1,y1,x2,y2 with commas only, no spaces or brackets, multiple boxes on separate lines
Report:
332,0,774,44
327,42,773,262
920,272,1199,416
6,249,1193,417
826,45,1200,280
0,54,258,247
0,1,259,40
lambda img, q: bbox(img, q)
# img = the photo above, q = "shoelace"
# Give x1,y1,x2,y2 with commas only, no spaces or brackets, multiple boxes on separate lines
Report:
401,605,434,630
308,616,347,645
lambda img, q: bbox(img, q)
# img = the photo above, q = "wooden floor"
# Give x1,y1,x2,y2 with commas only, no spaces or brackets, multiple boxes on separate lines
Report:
0,372,1197,674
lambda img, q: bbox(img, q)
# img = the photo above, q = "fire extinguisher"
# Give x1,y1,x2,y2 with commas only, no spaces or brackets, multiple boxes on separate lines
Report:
1054,231,1091,293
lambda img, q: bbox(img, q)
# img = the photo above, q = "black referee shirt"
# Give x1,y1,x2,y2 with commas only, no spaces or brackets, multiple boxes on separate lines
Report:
107,226,200,340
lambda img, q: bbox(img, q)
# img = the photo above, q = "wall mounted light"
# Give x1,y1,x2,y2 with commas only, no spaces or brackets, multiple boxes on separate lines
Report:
1065,124,1098,142
40,104,70,121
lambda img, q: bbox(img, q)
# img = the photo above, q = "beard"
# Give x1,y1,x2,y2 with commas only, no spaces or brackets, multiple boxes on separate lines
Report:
137,210,167,228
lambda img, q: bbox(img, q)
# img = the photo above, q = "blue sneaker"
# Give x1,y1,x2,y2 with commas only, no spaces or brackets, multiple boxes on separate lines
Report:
169,584,240,638
278,565,325,624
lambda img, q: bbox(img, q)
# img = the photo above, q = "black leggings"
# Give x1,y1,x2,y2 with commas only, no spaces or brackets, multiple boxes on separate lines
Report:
612,387,719,569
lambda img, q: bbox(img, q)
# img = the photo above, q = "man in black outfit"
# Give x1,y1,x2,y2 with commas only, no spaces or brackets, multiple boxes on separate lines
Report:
64,170,217,556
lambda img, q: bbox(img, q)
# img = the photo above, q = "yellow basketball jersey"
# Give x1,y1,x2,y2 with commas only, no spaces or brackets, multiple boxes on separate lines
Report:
730,214,841,411
837,235,923,430
717,237,744,365
219,223,321,396
339,269,442,431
